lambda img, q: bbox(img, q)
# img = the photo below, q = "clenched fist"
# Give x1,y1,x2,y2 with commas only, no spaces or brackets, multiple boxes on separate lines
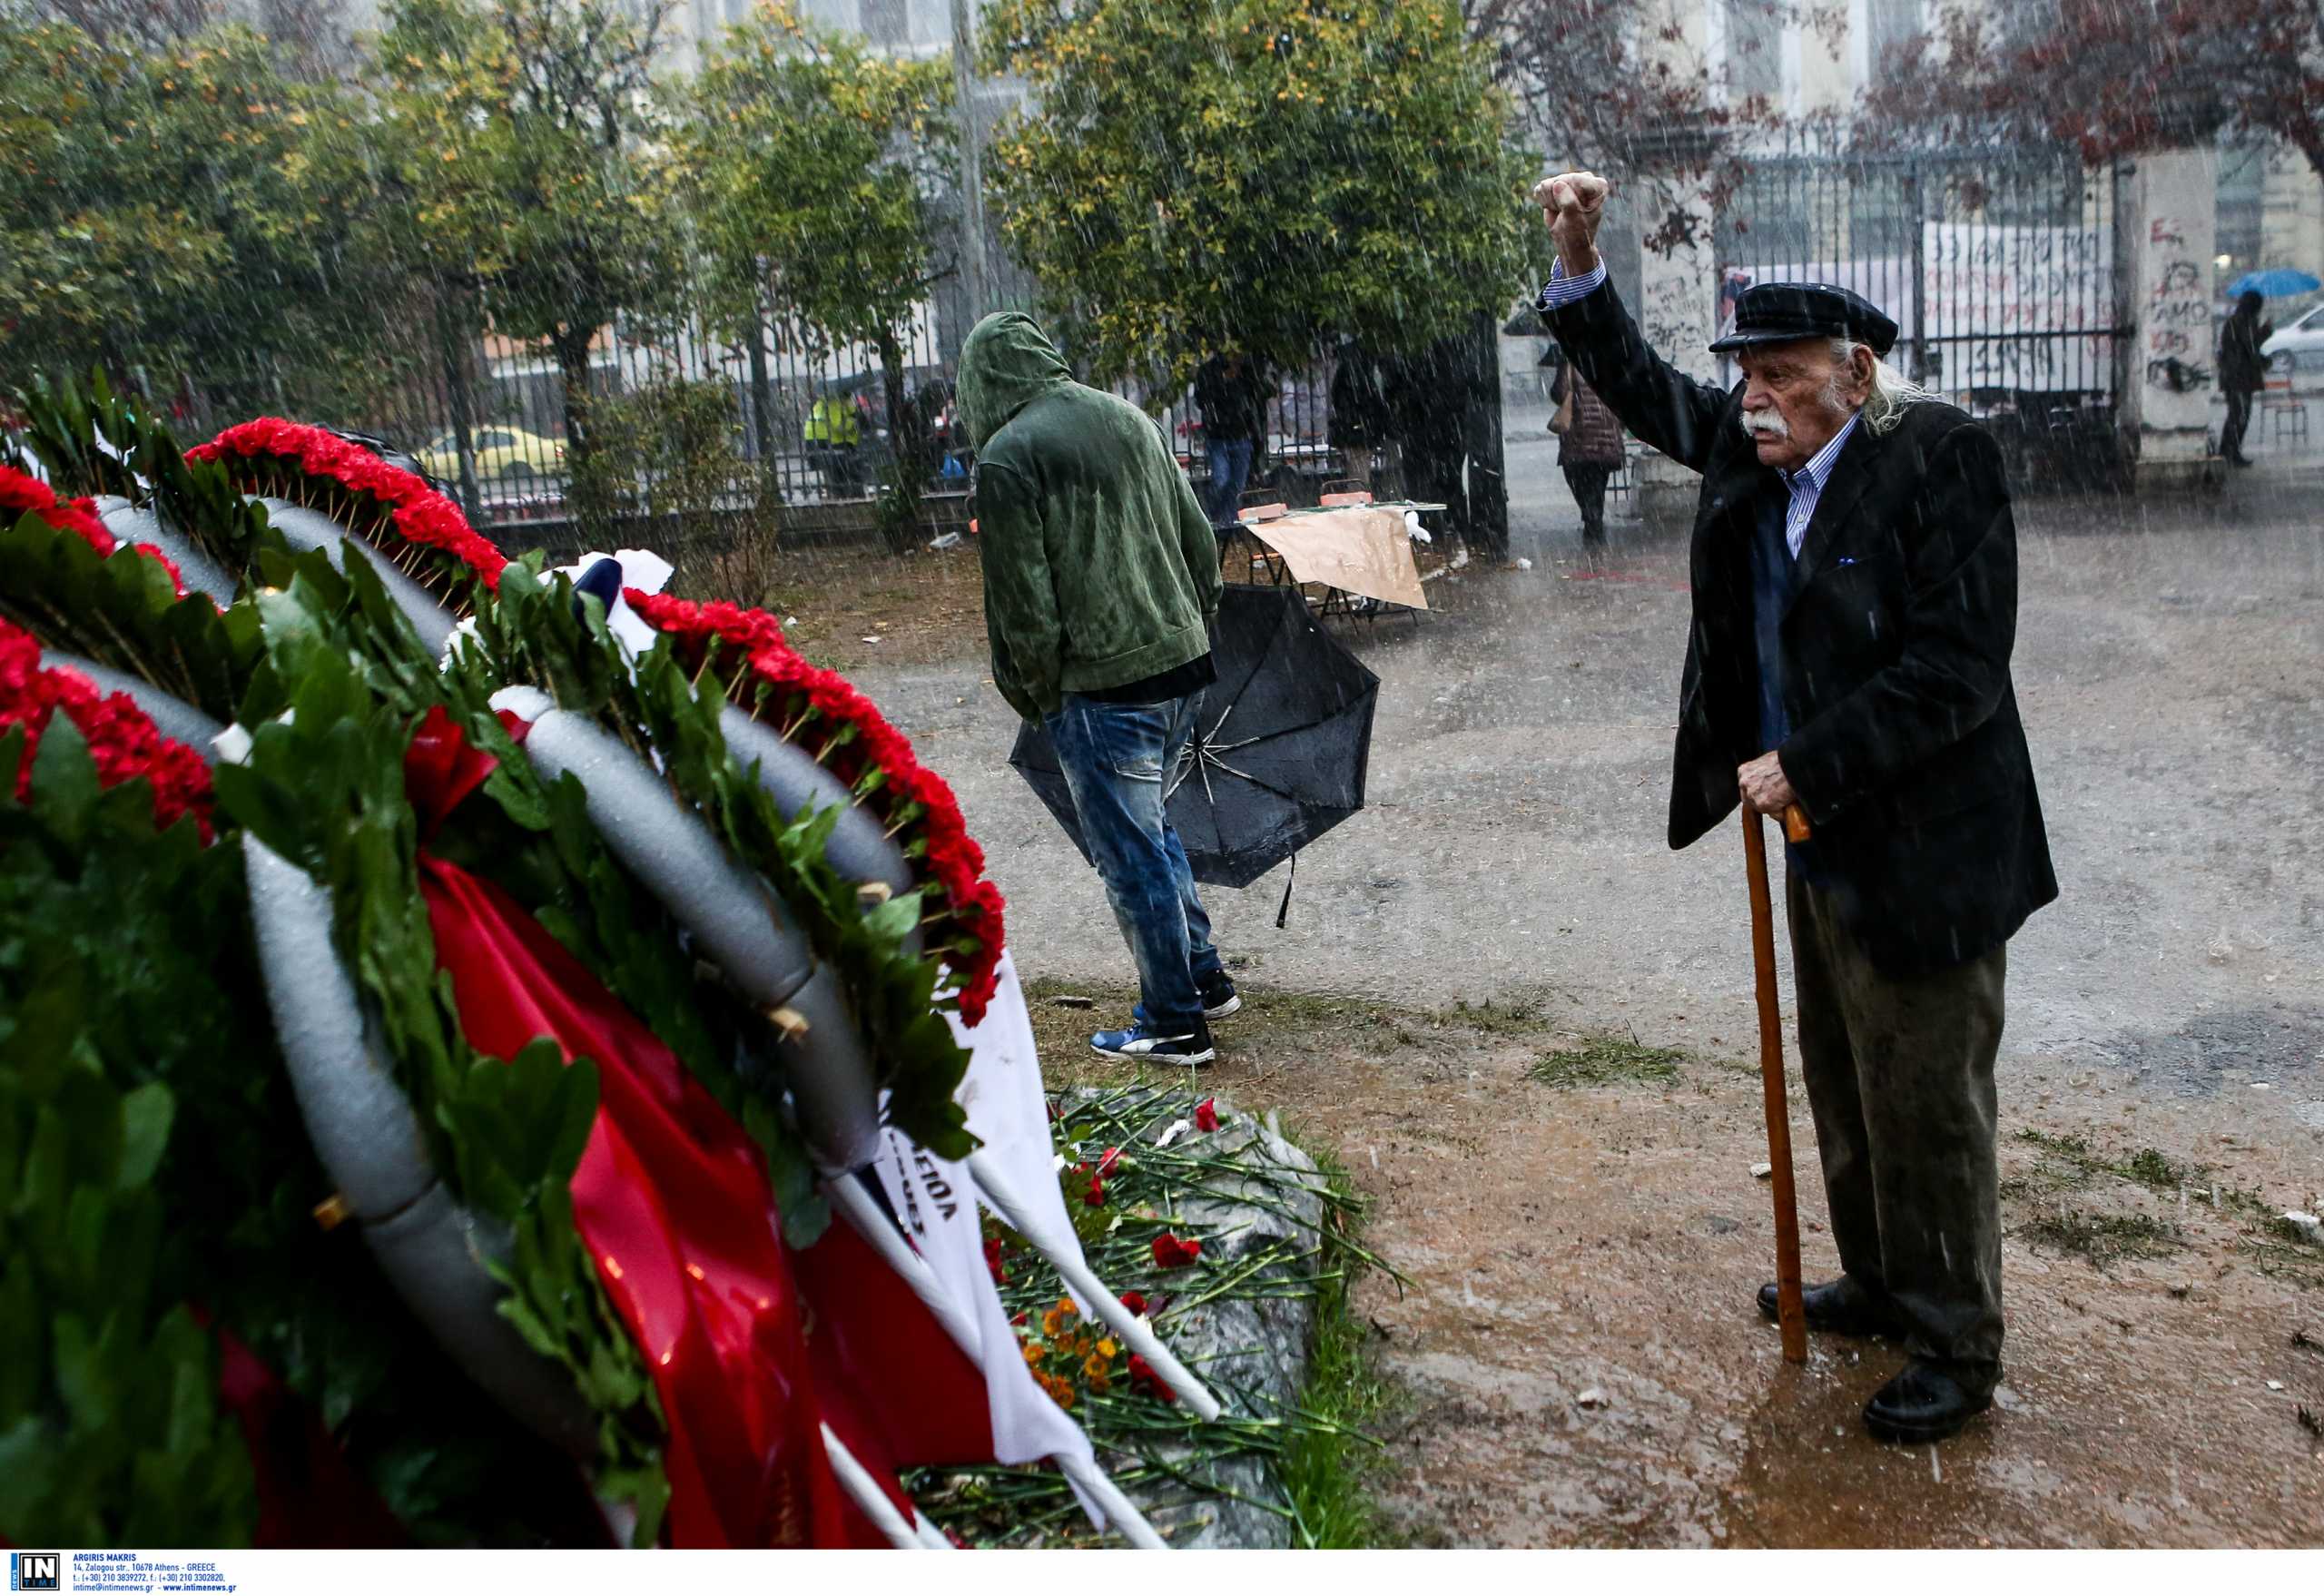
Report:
1532,171,1610,278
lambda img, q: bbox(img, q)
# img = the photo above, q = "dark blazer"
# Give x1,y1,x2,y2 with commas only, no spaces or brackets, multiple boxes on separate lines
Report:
2218,310,2271,395
1545,277,2056,974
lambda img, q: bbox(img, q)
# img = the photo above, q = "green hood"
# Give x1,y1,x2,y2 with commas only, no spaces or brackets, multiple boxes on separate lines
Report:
957,311,1073,448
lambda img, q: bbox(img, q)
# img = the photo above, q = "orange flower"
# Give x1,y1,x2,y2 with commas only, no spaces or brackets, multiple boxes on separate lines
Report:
1022,1341,1047,1365
1055,1296,1079,1320
1088,1370,1113,1396
1041,1308,1064,1337
1097,1337,1119,1360
1083,1354,1109,1381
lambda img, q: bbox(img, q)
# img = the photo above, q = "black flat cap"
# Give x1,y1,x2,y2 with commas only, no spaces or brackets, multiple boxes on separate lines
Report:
1709,281,1898,357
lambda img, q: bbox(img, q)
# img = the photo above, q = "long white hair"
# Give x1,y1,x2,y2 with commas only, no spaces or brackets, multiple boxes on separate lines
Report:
1832,340,1935,436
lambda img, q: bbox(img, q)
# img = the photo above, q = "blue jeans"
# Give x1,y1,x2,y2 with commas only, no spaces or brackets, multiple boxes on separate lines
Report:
1046,693,1225,1031
1201,437,1256,527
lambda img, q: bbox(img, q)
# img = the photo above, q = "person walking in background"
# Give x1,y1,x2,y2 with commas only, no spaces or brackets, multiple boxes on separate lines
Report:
1550,356,1624,547
1193,348,1272,526
1328,340,1391,488
2218,290,2272,467
1386,333,1493,553
959,311,1241,1066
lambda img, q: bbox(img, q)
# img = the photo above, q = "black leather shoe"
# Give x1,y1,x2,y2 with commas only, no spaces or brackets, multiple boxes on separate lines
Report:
1862,1358,1994,1443
1756,1276,1904,1338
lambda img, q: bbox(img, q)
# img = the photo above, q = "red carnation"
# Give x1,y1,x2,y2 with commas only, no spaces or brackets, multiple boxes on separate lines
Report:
1118,1290,1148,1317
0,465,184,596
949,879,1007,1027
624,590,788,665
1,620,215,841
391,498,507,590
1150,1234,1201,1270
126,539,187,596
628,598,1012,1022
1127,1354,1177,1404
1,465,112,551
1083,1177,1106,1207
192,419,506,592
983,1235,1009,1286
1194,1098,1220,1133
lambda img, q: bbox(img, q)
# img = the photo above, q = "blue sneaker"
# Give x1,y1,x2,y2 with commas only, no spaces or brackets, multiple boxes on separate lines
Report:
1089,1017,1216,1066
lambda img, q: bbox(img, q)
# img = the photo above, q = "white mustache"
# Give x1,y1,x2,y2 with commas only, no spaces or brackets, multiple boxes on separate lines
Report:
1740,410,1790,440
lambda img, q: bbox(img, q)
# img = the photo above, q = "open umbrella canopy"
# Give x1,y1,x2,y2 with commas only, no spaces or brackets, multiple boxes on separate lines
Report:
1009,586,1378,890
2228,268,2322,299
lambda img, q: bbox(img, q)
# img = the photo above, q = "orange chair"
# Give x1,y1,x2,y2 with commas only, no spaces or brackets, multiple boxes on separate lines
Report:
2262,369,2309,448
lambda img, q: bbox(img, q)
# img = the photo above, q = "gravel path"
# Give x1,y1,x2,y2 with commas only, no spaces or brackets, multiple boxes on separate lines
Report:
841,454,2324,1545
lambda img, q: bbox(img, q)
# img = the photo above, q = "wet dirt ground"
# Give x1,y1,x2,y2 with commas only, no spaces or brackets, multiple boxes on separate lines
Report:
821,455,2324,1545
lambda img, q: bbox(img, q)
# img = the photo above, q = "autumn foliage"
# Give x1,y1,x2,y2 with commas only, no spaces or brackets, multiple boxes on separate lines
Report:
1863,0,2322,178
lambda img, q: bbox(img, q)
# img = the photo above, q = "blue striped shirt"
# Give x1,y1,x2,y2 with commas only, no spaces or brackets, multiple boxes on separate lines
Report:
1535,257,1608,312
1777,413,1858,558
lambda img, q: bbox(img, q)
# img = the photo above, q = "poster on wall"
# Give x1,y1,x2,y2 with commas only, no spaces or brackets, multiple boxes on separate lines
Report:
1922,222,2115,395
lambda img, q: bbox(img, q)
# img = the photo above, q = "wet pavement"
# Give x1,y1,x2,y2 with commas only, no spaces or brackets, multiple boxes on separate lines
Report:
844,444,2324,1545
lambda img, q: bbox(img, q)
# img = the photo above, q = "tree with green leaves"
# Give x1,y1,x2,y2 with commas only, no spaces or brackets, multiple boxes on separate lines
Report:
372,0,684,529
588,373,767,546
980,0,1531,390
0,17,399,425
680,1,955,511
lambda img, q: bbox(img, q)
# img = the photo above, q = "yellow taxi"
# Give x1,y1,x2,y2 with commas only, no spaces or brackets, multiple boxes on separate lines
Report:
416,425,563,482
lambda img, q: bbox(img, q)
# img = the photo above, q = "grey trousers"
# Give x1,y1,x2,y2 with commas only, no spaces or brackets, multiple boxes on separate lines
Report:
1787,869,2007,1384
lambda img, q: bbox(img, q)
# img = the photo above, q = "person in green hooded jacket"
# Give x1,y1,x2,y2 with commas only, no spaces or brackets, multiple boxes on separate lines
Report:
958,310,1238,1065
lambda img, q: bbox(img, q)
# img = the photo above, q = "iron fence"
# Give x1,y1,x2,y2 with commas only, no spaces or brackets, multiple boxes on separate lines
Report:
348,258,1351,537
1714,133,2128,486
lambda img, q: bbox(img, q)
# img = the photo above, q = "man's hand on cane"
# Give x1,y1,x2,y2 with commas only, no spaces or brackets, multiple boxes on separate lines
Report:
1531,170,1610,279
1738,752,1797,816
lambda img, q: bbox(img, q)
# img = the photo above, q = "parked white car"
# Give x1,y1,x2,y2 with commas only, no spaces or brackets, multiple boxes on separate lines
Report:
2260,304,2324,389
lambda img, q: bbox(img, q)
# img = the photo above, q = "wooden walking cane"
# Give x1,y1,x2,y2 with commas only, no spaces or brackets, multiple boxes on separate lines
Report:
1743,800,1813,1364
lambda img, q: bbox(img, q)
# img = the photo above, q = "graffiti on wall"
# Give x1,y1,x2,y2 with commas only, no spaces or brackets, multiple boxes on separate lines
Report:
1642,257,1716,381
2143,222,2212,394
1924,222,2114,391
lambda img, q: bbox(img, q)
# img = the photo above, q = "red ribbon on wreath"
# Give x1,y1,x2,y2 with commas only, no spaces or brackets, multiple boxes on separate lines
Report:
404,706,894,1547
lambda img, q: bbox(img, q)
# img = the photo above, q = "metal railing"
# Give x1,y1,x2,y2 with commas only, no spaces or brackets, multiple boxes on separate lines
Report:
349,266,1350,535
1712,133,2128,486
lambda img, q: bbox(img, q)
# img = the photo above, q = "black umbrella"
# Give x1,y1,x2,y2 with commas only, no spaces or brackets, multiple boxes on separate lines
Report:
1009,586,1378,895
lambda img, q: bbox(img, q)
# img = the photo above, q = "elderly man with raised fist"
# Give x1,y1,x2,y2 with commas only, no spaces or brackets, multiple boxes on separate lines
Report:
1531,172,2057,1444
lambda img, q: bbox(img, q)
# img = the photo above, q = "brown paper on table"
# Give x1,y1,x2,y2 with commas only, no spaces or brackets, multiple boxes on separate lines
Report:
1246,506,1428,612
